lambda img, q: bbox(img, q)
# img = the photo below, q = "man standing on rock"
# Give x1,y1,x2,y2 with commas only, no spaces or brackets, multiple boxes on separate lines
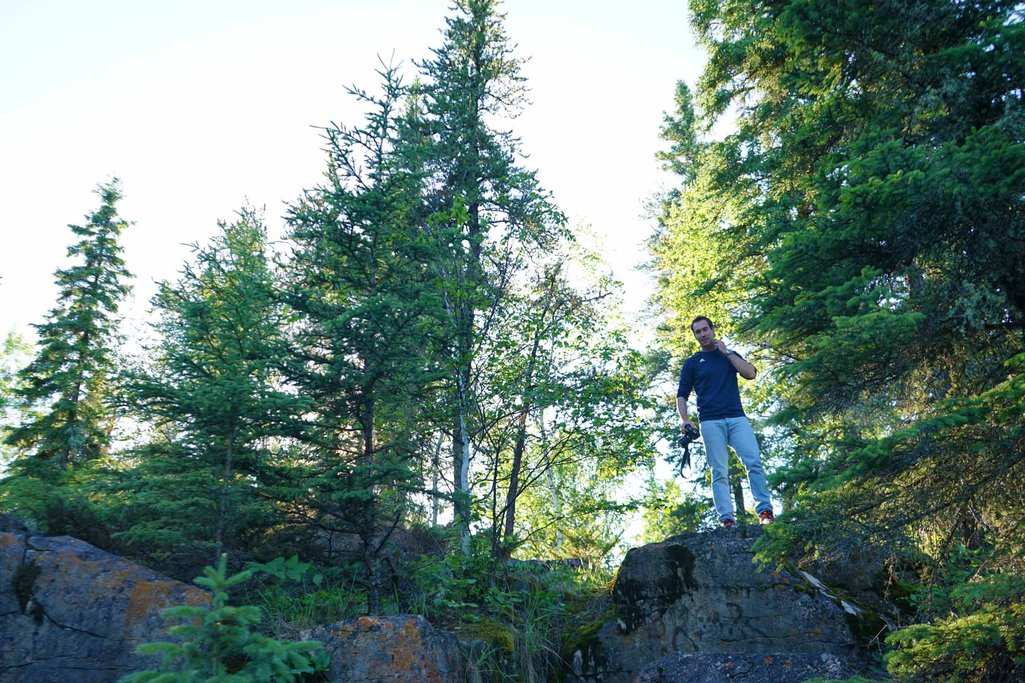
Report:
676,315,775,528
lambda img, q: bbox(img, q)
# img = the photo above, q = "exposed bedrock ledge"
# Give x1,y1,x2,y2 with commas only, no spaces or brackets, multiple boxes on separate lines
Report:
568,528,879,683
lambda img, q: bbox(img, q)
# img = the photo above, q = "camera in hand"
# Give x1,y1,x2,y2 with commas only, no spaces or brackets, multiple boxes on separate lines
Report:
671,423,701,474
677,423,700,448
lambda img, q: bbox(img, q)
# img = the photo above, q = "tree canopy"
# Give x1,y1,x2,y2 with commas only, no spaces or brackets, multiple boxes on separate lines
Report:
650,0,1025,679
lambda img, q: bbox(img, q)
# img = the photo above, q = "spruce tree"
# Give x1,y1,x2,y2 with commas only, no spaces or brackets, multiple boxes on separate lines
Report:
122,555,327,682
279,64,445,613
118,209,295,566
413,0,566,546
4,180,131,476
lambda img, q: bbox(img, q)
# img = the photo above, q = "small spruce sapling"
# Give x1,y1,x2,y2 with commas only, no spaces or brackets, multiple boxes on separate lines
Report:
121,554,328,682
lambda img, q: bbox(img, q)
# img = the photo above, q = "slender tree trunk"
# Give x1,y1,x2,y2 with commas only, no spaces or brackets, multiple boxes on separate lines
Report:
214,424,237,564
61,353,88,469
490,428,501,560
502,409,528,550
362,392,381,615
502,274,553,550
728,453,747,518
431,433,442,527
732,479,746,518
438,261,474,554
61,273,101,469
503,410,528,537
452,355,473,553
541,416,564,551
60,403,77,471
503,337,541,549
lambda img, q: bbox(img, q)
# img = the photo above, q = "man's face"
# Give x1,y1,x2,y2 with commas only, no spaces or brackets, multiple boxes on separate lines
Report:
691,320,715,347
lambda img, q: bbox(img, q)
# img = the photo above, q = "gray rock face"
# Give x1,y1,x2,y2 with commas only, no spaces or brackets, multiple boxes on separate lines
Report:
635,652,854,682
569,528,866,683
0,530,210,683
2,522,879,683
308,615,465,682
0,530,470,683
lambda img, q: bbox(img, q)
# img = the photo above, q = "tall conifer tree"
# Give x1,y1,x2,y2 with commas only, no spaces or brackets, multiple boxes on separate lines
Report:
4,180,131,475
119,210,293,566
280,64,444,613
414,0,565,544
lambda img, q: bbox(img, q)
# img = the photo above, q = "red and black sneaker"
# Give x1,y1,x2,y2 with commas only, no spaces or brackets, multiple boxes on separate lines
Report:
759,510,775,525
721,518,737,529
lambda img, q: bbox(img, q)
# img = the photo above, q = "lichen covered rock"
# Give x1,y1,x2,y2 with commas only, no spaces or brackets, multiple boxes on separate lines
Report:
307,614,464,682
0,531,209,683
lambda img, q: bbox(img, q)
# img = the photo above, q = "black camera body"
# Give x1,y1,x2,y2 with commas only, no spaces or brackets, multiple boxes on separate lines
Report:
677,423,700,449
671,423,701,473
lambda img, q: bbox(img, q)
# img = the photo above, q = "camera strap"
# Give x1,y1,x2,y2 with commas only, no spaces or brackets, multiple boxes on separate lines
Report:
678,442,691,474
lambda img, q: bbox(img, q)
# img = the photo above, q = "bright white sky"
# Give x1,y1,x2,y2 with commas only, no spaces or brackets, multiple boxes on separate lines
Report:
0,0,703,343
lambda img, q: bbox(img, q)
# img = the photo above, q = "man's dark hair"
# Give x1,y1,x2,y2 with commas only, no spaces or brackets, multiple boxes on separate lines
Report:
690,315,714,331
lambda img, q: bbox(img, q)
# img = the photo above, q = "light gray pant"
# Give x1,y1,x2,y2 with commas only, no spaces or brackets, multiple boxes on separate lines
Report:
701,416,773,522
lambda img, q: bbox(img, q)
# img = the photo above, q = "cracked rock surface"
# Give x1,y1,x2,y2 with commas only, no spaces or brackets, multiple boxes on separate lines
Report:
568,528,872,683
635,652,854,682
0,529,209,683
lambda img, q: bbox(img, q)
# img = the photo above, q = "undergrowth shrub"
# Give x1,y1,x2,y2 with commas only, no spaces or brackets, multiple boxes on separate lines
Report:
886,569,1025,682
0,471,119,551
121,554,329,682
405,533,616,683
242,555,366,633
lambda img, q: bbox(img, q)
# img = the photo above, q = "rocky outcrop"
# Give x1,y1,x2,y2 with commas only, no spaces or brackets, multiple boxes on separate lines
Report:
0,530,210,683
308,615,464,682
568,527,874,683
2,521,884,683
0,528,469,682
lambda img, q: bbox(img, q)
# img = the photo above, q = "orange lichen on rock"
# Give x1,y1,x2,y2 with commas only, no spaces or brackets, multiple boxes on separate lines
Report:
310,615,458,682
1,532,23,550
124,580,209,633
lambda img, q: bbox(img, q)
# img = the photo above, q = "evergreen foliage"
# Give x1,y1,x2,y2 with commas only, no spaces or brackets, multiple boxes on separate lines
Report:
116,210,295,567
1,181,132,537
412,0,568,545
650,0,1025,677
4,180,131,474
278,63,445,614
121,554,328,683
0,332,35,468
886,554,1025,682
